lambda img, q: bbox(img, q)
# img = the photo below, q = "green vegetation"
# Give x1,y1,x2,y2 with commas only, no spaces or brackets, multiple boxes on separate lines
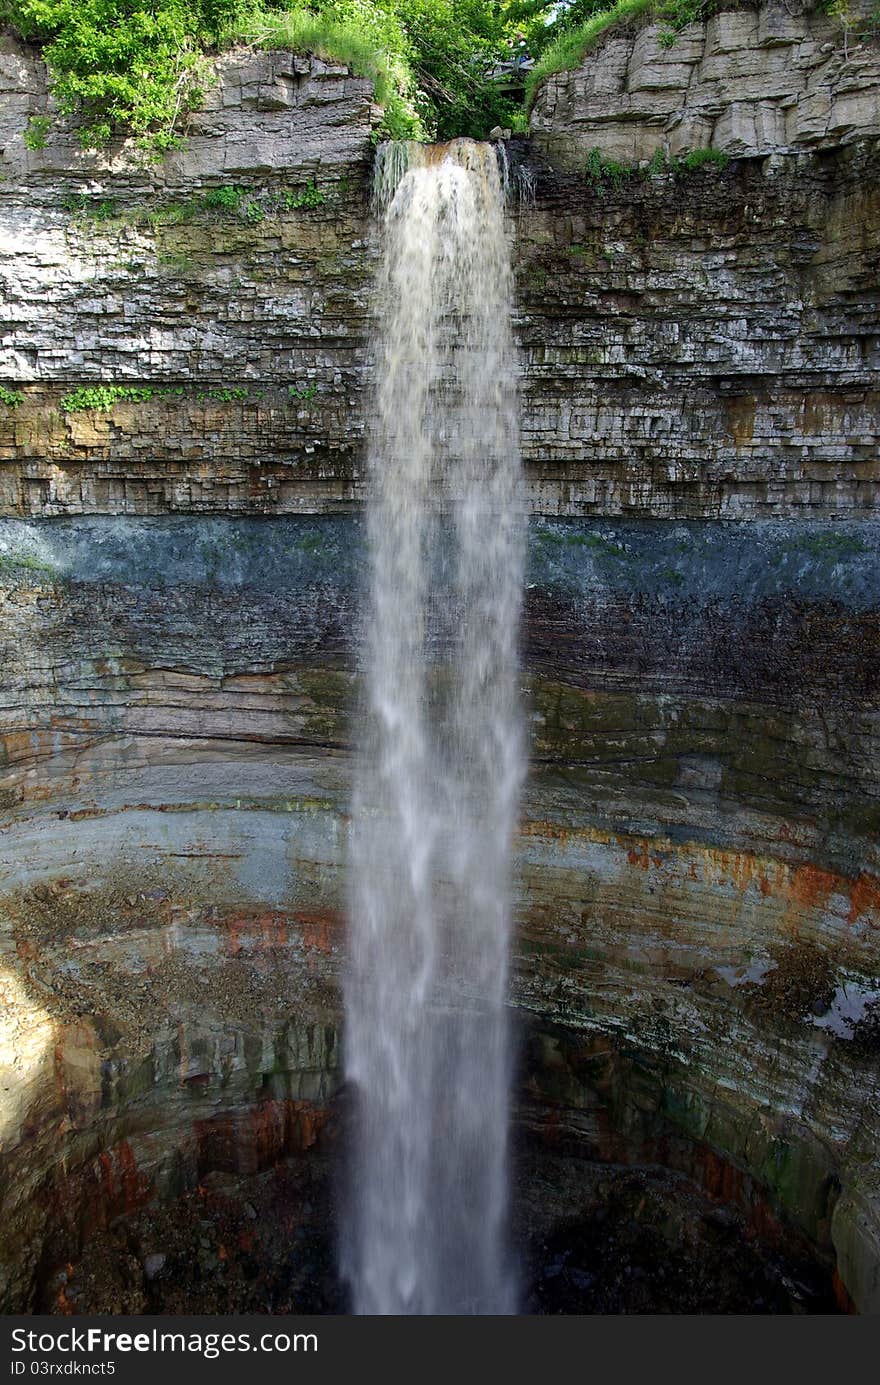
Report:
526,0,651,105
644,145,729,176
678,146,728,170
538,527,591,549
784,531,871,559
0,1,660,150
201,185,250,212
586,533,627,556
59,384,184,412
0,386,25,408
281,180,326,209
23,113,51,149
3,0,856,151
584,142,728,190
61,180,328,233
527,0,879,111
525,0,714,107
3,0,217,154
0,551,56,574
536,527,628,558
199,179,326,217
1,0,546,149
660,565,685,585
823,0,880,50
237,4,420,139
197,385,251,401
61,192,118,222
293,532,326,554
56,382,324,413
585,145,633,190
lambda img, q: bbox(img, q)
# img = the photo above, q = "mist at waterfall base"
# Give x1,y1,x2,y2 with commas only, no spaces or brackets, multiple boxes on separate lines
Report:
342,141,525,1316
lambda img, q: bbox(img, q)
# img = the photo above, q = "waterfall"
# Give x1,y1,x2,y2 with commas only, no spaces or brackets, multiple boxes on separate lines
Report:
343,140,524,1316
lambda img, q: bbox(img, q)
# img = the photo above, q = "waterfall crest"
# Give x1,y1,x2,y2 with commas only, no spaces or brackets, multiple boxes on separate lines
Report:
343,139,524,1316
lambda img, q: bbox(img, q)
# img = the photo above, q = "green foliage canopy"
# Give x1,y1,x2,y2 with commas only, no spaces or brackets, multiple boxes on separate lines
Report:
1,0,717,150
3,0,226,150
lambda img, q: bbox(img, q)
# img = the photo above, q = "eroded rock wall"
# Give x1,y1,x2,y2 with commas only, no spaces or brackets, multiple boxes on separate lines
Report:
515,142,880,518
3,31,880,519
529,0,880,166
0,515,878,1310
0,8,878,1314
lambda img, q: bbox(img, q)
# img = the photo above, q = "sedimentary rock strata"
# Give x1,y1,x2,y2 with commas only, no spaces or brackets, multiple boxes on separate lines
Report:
0,2,878,1314
530,0,880,166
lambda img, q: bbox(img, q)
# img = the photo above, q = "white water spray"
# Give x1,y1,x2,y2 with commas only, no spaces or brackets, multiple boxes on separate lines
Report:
343,140,524,1315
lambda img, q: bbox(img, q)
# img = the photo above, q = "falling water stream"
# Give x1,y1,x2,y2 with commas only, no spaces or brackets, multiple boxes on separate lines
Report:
343,140,524,1315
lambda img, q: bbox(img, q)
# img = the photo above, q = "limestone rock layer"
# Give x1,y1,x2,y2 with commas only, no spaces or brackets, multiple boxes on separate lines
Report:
530,0,880,166
0,5,878,1315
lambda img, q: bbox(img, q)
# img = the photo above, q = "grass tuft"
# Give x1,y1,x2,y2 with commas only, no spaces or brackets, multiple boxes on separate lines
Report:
525,0,655,108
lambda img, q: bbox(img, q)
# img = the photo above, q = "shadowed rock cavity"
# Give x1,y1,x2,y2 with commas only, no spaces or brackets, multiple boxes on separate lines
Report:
0,516,877,1313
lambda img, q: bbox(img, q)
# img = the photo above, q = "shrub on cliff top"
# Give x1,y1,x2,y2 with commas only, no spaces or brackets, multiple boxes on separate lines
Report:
2,0,225,151
233,3,423,138
0,0,421,150
1,0,561,150
525,0,713,108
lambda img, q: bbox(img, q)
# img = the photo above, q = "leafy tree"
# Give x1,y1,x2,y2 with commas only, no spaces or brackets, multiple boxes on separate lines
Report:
0,0,571,150
1,0,232,150
388,0,531,138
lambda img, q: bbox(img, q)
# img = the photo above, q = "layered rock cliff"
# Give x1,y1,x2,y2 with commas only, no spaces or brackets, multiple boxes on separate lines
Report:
530,0,880,165
0,1,878,1315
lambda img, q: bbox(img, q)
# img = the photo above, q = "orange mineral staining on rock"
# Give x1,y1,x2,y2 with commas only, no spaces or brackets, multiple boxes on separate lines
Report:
222,909,289,956
294,909,341,955
701,1147,745,1208
193,1098,328,1177
847,874,880,928
787,863,838,913
627,845,651,870
94,1140,150,1218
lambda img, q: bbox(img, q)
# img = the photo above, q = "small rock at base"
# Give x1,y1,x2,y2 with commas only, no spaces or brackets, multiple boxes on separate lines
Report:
143,1253,166,1280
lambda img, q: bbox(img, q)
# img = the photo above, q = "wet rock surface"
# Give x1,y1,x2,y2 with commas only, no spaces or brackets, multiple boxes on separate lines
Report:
40,1159,342,1316
518,1161,839,1314
2,44,879,520
0,3,878,1315
0,510,877,1310
38,1155,840,1316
